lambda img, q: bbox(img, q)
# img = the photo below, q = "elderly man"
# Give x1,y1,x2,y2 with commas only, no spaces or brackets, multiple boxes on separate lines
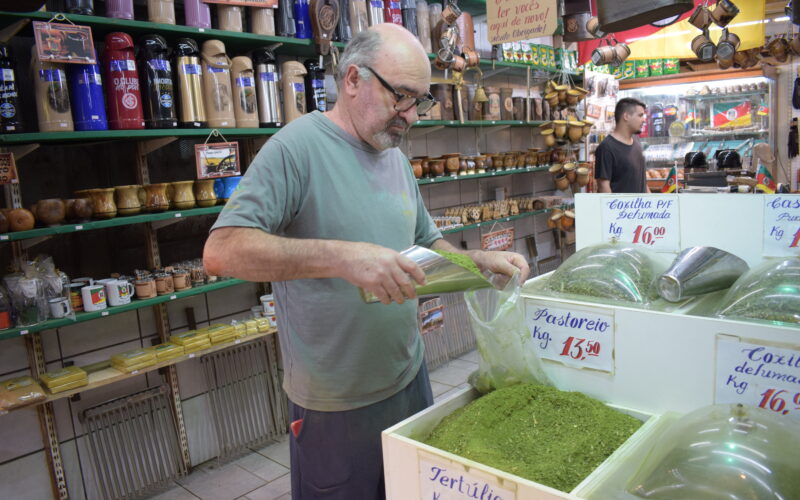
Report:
204,24,529,499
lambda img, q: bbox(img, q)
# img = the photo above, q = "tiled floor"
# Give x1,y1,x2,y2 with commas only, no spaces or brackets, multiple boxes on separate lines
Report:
146,350,479,500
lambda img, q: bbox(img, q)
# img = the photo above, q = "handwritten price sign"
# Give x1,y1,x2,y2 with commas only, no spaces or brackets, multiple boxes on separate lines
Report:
419,452,517,500
481,228,514,251
601,195,680,251
0,153,18,185
715,336,800,421
762,195,800,257
525,301,615,373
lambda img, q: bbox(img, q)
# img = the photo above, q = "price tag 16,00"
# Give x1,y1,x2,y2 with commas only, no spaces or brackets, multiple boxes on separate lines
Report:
715,335,800,422
0,153,18,185
525,301,615,373
762,195,800,257
600,195,680,251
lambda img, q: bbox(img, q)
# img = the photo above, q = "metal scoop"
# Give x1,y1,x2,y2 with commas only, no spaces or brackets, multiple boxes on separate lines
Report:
657,246,748,302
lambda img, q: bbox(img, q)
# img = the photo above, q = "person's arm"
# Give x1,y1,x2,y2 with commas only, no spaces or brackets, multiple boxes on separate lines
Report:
430,238,530,284
597,178,612,193
204,227,426,305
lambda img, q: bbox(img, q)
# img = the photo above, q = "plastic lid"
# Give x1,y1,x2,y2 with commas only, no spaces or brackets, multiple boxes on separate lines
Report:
105,32,135,52
173,38,200,57
138,34,169,55
282,60,307,77
230,55,253,73
201,39,227,58
0,42,10,60
252,47,277,65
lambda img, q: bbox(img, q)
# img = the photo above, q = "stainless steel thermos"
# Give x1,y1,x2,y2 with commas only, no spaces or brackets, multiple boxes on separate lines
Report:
253,48,282,127
138,34,177,128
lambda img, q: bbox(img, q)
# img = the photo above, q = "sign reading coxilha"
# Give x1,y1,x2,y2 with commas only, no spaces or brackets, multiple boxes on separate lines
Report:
487,0,557,44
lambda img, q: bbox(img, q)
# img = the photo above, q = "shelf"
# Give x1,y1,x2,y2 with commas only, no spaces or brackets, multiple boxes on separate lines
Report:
0,10,342,57
0,278,247,341
0,329,276,414
0,127,280,146
639,130,767,144
0,206,223,242
417,166,550,185
426,53,580,77
441,208,553,234
413,120,544,128
680,90,768,101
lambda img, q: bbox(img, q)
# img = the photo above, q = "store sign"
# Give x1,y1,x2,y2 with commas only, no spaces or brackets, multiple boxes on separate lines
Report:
525,301,615,373
486,0,557,44
481,228,514,251
0,153,17,185
762,195,800,257
203,0,277,7
600,195,680,251
715,335,800,422
33,22,96,64
419,451,517,500
195,141,241,179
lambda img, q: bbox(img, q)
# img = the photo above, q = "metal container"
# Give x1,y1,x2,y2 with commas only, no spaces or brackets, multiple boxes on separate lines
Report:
173,38,207,128
350,0,370,34
401,0,418,35
360,245,496,303
253,48,282,127
657,246,748,302
368,0,384,26
0,43,23,133
137,34,178,129
67,62,108,131
337,0,353,41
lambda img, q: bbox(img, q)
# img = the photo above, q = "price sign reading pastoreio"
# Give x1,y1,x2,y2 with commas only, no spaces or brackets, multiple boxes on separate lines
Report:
418,451,517,500
715,336,800,422
0,153,18,185
486,0,557,44
601,195,680,251
525,301,615,373
762,195,800,257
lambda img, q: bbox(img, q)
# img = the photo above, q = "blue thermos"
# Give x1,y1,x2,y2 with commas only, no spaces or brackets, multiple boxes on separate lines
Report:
293,0,312,39
67,63,108,131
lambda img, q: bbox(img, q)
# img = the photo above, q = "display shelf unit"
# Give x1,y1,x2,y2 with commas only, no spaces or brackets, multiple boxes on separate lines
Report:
679,90,767,101
0,127,280,145
0,329,277,415
0,278,246,340
425,52,579,77
414,120,544,128
417,166,550,185
0,206,224,242
440,208,553,235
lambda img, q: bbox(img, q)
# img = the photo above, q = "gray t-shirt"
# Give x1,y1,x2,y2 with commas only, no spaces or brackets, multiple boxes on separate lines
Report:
211,111,442,411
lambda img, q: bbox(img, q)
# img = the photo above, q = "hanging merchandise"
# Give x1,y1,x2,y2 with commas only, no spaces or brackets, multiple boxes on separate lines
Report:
218,5,245,32
200,40,235,128
455,11,473,50
106,0,134,20
184,0,212,29
253,47,283,127
401,0,417,35
281,60,307,123
596,0,693,33
174,38,207,128
67,62,108,131
368,0,384,26
147,0,176,24
350,0,369,35
415,1,431,52
137,34,177,129
277,0,297,36
294,0,313,38
230,56,259,128
103,32,145,130
0,43,22,133
31,45,74,132
337,0,353,42
304,57,326,112
310,0,340,55
250,7,276,35
383,0,402,25
66,0,94,15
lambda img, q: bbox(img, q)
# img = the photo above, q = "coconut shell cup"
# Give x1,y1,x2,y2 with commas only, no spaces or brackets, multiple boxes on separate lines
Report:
32,198,66,226
8,208,35,232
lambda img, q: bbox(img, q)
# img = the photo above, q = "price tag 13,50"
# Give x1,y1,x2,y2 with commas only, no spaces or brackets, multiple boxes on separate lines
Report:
762,195,800,257
600,194,680,251
525,301,616,373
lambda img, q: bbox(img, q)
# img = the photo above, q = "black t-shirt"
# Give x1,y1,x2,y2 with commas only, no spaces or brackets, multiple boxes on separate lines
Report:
594,135,647,193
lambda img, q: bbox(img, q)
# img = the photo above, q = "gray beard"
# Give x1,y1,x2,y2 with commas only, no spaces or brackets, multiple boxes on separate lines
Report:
373,118,409,149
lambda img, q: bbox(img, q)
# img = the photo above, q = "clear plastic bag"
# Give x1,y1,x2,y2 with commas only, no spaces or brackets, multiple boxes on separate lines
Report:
541,242,669,308
626,404,800,499
715,257,800,325
465,272,551,393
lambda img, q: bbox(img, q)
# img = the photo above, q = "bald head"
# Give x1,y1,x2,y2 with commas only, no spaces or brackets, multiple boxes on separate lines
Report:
335,24,430,85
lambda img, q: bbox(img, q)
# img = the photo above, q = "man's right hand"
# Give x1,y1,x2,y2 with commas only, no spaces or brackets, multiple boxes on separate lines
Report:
338,242,426,305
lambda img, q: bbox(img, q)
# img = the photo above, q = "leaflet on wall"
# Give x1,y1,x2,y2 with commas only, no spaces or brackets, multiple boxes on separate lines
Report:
33,22,96,64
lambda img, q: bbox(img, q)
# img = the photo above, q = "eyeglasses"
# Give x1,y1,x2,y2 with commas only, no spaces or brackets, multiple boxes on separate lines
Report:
364,66,436,115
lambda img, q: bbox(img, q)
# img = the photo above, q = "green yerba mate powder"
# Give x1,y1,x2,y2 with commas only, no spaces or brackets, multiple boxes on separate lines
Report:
424,384,642,492
434,250,484,279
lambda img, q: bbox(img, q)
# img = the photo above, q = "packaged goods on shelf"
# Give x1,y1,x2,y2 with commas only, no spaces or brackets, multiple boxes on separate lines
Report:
255,318,270,332
169,330,210,347
110,348,157,368
0,376,46,411
202,323,237,344
146,342,185,361
232,321,247,337
40,366,88,393
183,339,212,353
244,319,259,335
112,359,158,373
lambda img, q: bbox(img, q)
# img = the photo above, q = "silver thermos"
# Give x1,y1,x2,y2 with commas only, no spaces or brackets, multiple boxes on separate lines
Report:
253,48,282,127
367,0,384,25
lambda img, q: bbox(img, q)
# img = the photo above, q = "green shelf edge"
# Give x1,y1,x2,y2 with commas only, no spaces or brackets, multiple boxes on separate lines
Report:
0,278,247,340
417,166,550,185
413,120,544,128
426,53,581,76
0,206,224,242
0,127,281,145
441,208,553,235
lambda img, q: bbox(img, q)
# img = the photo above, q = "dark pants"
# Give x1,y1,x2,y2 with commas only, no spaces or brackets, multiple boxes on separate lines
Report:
289,363,434,500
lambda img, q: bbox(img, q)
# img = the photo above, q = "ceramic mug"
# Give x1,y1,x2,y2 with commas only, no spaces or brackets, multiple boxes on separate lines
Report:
134,278,157,299
260,294,276,314
691,31,716,62
106,279,134,306
68,283,84,312
710,0,739,27
173,270,191,290
688,5,711,29
48,297,71,318
767,36,790,63
81,285,107,312
155,273,174,295
591,44,616,66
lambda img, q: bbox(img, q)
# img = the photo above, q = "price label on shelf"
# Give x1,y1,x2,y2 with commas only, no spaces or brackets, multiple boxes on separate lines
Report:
715,335,800,421
600,195,680,251
762,195,800,257
0,152,18,185
525,301,615,373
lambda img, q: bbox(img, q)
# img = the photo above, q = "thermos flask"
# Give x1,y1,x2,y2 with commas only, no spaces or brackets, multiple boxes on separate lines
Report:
280,60,306,124
138,34,177,128
250,7,276,35
304,57,326,113
0,43,22,133
184,0,212,29
416,0,431,53
336,0,353,42
231,56,259,128
218,5,244,32
277,0,297,37
147,0,176,24
106,0,134,20
31,45,74,132
174,38,207,128
67,62,108,131
368,0,384,25
293,0,312,39
253,48,282,127
383,0,402,25
401,0,417,35
350,0,369,34
103,32,145,130
200,39,235,128
66,0,93,15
